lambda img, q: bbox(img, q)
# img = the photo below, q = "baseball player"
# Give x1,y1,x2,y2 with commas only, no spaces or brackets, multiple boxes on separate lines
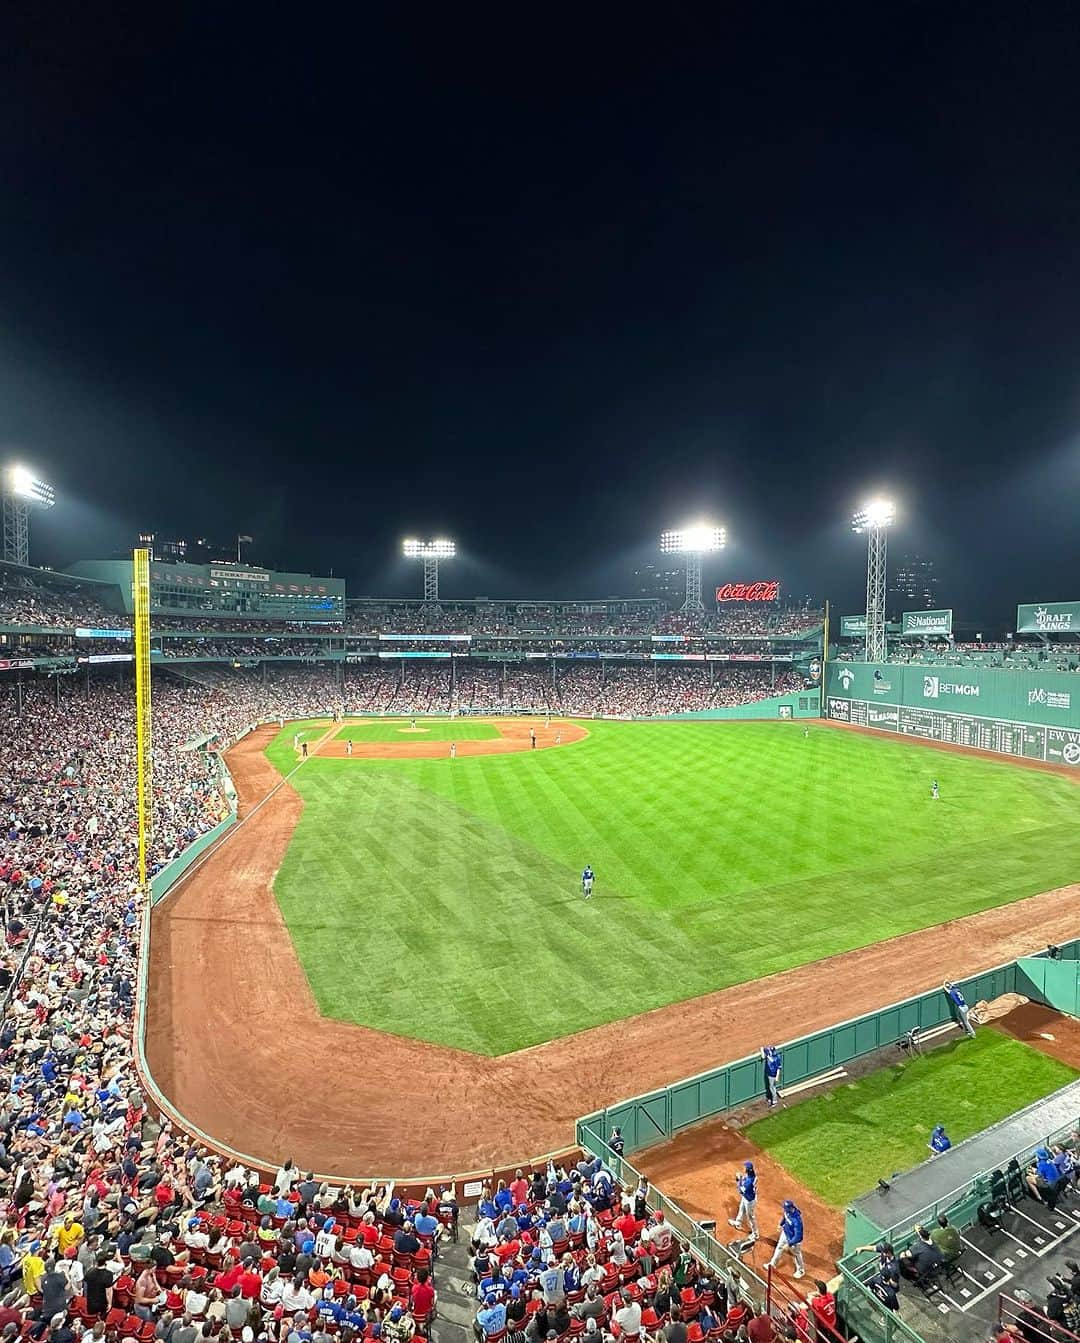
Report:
768,1200,806,1278
555,731,562,745
803,725,809,739
301,741,309,758
944,980,976,1037
581,864,594,899
728,1161,759,1241
345,739,353,756
530,728,537,749
450,741,457,759
762,1045,782,1108
931,778,939,800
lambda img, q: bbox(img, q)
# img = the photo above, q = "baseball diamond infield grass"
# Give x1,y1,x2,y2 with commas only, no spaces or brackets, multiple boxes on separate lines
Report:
262,718,1080,1055
335,720,501,742
745,1031,1079,1207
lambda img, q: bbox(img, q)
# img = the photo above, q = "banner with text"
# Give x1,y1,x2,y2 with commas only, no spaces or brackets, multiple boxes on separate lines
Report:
1016,601,1080,636
901,609,953,637
840,615,867,637
825,661,1080,764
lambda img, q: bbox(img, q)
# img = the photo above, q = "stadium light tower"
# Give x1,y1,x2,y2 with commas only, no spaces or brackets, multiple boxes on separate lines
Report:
851,497,896,662
403,538,455,601
659,523,727,613
2,464,55,566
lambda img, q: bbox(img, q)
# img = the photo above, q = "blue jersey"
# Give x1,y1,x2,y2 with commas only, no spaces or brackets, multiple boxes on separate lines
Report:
737,1172,757,1201
582,867,594,883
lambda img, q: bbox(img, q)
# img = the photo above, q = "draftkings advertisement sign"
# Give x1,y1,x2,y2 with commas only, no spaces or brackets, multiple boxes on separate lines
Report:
1016,601,1080,635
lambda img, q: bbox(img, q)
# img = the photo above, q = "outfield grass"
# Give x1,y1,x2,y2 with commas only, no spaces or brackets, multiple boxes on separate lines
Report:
334,720,500,743
745,1032,1078,1206
263,719,1080,1054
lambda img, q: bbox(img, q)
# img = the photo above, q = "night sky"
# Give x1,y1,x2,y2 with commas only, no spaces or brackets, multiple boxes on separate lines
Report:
3,6,1080,624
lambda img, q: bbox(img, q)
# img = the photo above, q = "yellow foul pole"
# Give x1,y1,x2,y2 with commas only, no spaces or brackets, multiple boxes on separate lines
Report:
133,548,153,892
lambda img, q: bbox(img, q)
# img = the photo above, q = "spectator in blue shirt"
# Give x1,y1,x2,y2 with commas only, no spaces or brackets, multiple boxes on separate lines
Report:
476,1295,507,1339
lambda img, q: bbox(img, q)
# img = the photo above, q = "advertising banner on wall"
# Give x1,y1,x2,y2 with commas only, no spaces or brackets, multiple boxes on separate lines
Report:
839,615,867,636
1016,601,1080,635
901,609,953,637
824,662,1080,764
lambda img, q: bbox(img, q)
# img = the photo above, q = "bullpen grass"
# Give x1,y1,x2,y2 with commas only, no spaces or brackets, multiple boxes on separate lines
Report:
745,1031,1079,1206
263,719,1080,1055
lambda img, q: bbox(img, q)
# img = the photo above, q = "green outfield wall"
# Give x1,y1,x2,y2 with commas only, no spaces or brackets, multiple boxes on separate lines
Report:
824,661,1080,764
660,689,820,720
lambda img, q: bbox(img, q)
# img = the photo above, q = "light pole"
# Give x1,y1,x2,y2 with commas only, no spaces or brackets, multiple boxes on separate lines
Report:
660,524,727,613
852,498,896,663
403,538,455,601
2,465,55,566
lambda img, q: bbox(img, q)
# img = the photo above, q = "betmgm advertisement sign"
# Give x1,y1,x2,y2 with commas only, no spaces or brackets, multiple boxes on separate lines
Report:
919,673,978,702
901,609,953,638
1016,600,1080,635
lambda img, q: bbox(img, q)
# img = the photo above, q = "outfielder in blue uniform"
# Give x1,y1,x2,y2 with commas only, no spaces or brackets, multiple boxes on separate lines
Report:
582,865,594,899
728,1160,759,1240
762,1045,782,1108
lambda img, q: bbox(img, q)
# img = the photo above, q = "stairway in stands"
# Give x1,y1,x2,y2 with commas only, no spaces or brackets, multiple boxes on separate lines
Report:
431,1234,474,1343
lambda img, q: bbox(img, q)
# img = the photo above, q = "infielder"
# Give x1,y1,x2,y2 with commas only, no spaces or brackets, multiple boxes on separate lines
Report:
450,741,457,759
728,1160,759,1241
581,864,594,899
345,739,353,756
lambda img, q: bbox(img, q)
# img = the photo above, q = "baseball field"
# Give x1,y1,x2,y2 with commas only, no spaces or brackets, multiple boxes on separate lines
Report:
263,717,1080,1055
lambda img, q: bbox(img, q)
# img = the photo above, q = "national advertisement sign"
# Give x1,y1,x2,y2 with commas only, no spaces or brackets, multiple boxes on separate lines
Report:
839,615,867,637
1016,601,1080,635
902,608,953,637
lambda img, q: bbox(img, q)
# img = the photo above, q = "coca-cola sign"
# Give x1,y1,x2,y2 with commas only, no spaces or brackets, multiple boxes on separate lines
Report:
715,580,780,602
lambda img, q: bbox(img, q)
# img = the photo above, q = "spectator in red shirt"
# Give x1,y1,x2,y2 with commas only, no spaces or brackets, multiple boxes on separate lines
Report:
411,1268,435,1318
745,1309,777,1342
613,1206,638,1243
809,1281,838,1336
509,1171,529,1207
238,1260,263,1300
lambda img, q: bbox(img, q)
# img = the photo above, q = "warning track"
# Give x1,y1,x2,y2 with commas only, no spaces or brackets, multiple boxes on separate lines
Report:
143,722,1080,1182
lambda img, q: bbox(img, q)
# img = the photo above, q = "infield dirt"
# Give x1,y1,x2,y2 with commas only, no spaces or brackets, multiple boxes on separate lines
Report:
144,722,1080,1179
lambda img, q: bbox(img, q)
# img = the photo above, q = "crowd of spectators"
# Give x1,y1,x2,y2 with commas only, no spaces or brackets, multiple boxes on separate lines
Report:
553,668,803,717
0,579,127,632
468,1159,840,1343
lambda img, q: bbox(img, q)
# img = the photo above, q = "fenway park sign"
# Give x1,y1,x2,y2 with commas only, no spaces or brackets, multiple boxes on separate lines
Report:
716,581,780,603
